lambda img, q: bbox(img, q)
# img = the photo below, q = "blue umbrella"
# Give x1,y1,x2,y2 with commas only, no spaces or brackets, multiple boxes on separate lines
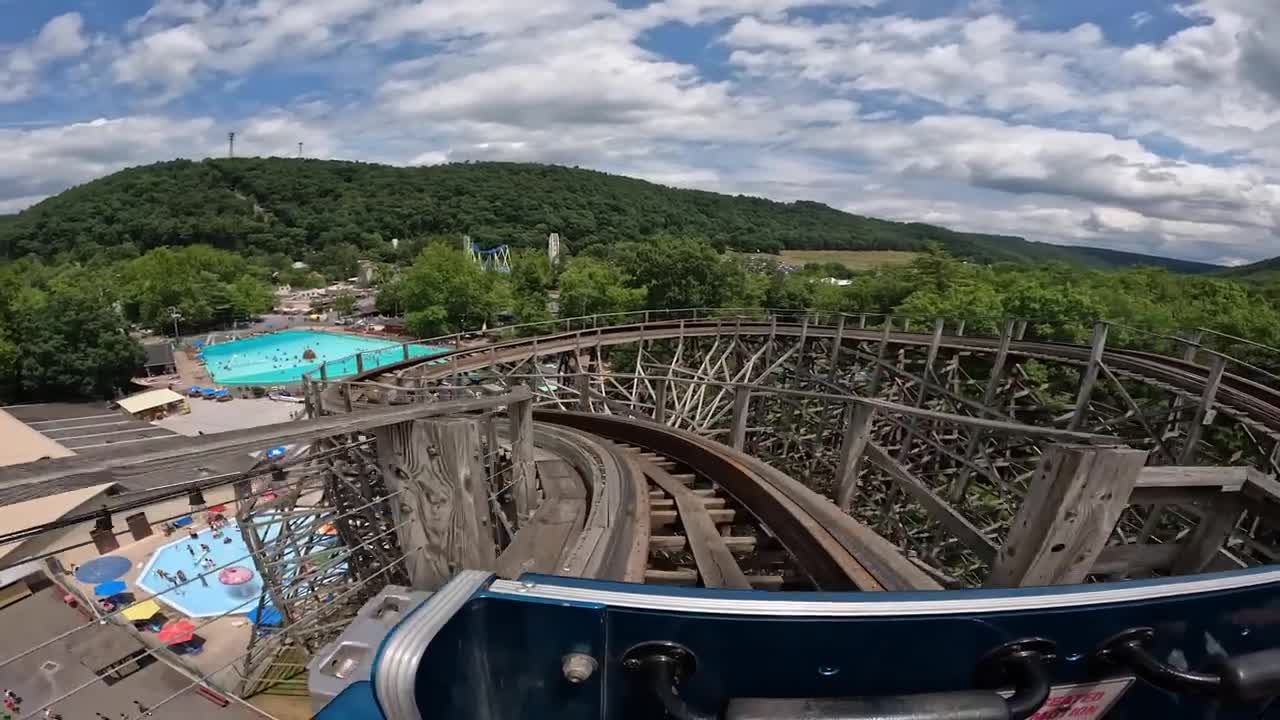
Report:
248,606,283,627
75,556,132,584
94,580,127,597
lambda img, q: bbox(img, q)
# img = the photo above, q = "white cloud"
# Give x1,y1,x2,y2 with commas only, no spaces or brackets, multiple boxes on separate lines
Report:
5,0,1280,265
0,116,219,203
0,13,89,103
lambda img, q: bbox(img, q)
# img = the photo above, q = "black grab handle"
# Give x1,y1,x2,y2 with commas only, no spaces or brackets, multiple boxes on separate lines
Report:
623,639,1054,720
1096,627,1280,702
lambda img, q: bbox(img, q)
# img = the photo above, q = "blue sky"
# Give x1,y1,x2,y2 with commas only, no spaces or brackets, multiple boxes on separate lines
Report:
2,0,1279,265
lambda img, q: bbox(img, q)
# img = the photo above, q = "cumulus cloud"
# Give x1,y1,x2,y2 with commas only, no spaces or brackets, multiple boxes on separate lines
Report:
0,13,89,102
4,0,1280,264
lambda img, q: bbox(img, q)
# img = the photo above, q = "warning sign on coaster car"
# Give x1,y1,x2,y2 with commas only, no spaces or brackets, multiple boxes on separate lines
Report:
999,677,1135,720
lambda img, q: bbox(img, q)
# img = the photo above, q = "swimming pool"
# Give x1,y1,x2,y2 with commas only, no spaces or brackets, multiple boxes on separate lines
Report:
136,525,269,617
199,330,446,385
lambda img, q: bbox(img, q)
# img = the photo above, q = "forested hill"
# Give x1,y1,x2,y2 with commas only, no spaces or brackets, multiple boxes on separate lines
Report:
0,158,1217,271
1218,256,1280,284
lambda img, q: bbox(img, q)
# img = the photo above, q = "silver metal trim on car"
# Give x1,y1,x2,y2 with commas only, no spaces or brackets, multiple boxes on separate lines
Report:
374,571,493,720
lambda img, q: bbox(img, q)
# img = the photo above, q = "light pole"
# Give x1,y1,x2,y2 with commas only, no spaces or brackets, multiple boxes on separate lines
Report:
168,306,182,340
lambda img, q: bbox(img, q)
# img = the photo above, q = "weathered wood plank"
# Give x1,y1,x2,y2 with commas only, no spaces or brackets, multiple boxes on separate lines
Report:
640,459,751,589
645,568,697,585
375,418,494,590
1091,543,1180,576
493,459,586,579
649,535,756,553
1135,465,1250,491
864,443,998,563
0,388,532,491
509,397,538,527
988,444,1148,588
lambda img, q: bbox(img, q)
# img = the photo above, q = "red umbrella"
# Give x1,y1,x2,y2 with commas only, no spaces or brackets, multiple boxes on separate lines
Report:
218,566,254,585
157,618,196,645
207,504,227,512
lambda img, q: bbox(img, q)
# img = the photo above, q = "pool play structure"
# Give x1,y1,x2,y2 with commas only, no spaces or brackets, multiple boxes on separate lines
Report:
136,525,268,618
198,330,445,385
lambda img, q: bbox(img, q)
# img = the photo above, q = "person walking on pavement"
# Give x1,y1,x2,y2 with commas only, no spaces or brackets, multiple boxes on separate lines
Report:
133,700,152,716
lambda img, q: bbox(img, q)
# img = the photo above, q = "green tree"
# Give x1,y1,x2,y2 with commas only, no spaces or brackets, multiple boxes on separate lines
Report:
558,257,645,318
7,267,142,400
333,292,357,317
622,236,739,310
395,242,510,336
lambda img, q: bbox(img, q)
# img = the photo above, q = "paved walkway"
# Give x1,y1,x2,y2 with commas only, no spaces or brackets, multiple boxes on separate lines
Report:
0,587,262,720
173,350,211,389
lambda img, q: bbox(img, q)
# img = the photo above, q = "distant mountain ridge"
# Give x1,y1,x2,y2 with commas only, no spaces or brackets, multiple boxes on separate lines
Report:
0,158,1220,272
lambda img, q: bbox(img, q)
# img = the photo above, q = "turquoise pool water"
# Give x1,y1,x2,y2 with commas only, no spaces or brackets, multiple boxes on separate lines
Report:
199,330,445,385
136,519,343,618
136,525,268,617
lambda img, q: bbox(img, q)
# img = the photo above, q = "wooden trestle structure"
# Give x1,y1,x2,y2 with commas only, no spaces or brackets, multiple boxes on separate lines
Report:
3,308,1279,703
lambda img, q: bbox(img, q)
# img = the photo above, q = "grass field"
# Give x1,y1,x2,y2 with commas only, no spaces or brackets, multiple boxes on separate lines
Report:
779,250,922,271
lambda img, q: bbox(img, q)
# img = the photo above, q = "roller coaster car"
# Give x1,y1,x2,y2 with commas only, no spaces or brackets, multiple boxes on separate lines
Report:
312,569,1280,720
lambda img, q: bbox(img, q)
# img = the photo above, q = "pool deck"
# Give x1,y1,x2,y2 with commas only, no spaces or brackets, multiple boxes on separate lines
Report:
174,348,213,389
59,487,256,704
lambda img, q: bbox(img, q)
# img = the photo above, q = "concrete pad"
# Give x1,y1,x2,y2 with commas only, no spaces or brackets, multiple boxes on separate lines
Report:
0,587,261,720
155,399,302,437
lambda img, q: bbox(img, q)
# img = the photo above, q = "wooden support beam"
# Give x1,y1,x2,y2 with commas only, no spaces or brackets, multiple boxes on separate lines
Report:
1014,319,1027,340
509,397,537,527
895,318,945,463
574,372,590,411
1098,361,1177,463
827,314,845,381
948,319,1015,502
729,385,751,451
868,319,892,394
1179,354,1226,465
834,403,875,511
1182,329,1203,363
375,418,494,590
987,444,1148,588
864,443,998,562
1171,494,1242,575
1068,323,1108,432
653,379,668,424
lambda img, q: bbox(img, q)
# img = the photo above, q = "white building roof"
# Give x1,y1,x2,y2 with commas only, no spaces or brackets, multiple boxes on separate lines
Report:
0,409,74,467
115,388,186,415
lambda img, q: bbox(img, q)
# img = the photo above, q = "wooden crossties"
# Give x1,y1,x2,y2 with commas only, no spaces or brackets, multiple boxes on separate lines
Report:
636,455,752,590
375,418,495,591
988,444,1148,587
